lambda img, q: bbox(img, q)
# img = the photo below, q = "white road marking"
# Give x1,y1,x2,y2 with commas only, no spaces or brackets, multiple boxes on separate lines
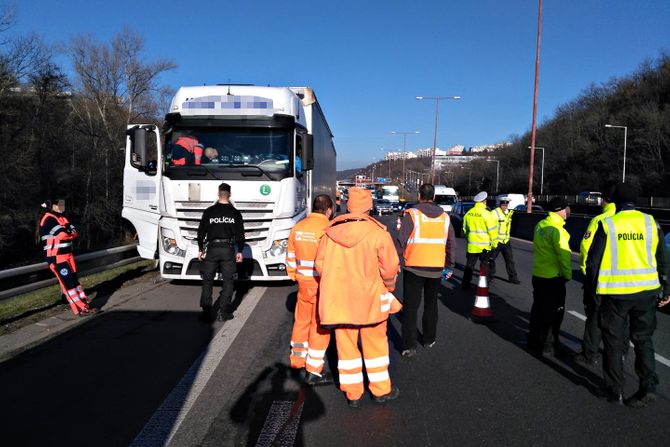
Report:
130,286,267,447
568,310,670,368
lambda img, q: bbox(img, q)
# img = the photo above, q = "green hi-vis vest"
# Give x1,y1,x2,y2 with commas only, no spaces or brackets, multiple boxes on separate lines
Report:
596,210,660,295
463,202,498,254
492,207,514,244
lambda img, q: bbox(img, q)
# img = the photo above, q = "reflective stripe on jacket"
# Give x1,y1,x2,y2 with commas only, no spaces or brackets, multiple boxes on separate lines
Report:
532,212,572,280
316,213,401,326
492,207,514,244
286,212,330,288
596,210,660,295
463,202,498,253
579,202,616,274
403,208,449,268
39,212,76,259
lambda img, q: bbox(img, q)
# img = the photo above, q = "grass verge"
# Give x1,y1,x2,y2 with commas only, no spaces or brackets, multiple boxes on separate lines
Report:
0,260,156,332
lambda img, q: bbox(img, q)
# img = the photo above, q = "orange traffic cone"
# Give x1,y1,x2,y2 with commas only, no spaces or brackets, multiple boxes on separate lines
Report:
471,263,493,319
396,217,402,231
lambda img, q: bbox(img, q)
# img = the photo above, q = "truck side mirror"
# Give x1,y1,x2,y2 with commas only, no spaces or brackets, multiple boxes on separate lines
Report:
130,127,147,170
303,134,314,171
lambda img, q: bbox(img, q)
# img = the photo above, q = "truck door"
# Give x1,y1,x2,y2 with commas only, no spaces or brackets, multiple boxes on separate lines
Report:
122,125,162,259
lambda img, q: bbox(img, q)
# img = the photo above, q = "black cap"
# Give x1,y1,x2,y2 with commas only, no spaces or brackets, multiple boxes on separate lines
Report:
218,182,231,193
548,197,569,212
610,182,637,205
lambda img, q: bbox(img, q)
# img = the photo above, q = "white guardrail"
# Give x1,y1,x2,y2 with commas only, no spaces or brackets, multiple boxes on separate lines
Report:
0,245,142,301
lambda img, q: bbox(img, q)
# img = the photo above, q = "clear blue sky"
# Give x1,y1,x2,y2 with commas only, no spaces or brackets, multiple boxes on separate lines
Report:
9,0,670,170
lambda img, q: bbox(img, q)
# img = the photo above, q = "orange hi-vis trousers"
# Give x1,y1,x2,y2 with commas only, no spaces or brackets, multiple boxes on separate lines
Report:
289,285,331,375
335,321,392,400
49,256,90,315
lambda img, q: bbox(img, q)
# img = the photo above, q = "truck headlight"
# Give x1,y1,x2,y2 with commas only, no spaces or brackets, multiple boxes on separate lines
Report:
263,238,288,259
161,228,186,257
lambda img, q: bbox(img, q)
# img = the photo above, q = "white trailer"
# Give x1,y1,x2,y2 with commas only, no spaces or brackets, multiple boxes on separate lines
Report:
122,85,336,280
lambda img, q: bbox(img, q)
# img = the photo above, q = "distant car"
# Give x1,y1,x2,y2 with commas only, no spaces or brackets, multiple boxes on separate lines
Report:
514,204,545,213
375,199,395,215
448,201,475,237
392,202,403,212
577,191,603,206
665,232,670,254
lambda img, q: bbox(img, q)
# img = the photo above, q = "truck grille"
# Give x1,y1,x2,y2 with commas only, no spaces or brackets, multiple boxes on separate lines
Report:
174,200,274,247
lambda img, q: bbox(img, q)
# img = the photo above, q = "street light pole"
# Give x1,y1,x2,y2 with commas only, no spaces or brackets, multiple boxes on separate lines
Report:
416,95,461,184
527,0,543,213
528,146,545,195
487,159,500,193
391,131,419,187
605,124,628,183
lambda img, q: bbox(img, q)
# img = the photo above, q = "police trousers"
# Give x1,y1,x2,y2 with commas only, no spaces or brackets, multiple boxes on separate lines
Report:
599,294,658,394
200,245,236,311
491,242,518,281
528,276,566,353
462,251,492,288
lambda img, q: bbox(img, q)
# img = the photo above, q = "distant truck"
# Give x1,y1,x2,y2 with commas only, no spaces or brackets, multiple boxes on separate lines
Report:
434,185,459,212
122,85,336,280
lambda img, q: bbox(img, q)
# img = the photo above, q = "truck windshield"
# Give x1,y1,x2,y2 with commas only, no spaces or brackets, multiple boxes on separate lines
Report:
164,127,292,180
435,195,456,205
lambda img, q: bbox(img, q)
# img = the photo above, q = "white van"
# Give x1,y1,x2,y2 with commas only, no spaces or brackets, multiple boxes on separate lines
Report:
496,193,525,210
434,185,459,212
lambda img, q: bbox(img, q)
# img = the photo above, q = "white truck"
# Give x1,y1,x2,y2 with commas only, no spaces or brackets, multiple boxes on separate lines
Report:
122,85,336,280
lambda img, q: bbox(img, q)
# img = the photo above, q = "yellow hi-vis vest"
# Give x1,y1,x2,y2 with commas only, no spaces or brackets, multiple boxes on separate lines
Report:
596,210,660,295
463,202,498,254
579,202,616,274
403,208,450,268
492,207,514,244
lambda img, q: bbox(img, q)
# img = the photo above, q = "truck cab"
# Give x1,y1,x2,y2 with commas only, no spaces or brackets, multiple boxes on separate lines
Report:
122,85,336,280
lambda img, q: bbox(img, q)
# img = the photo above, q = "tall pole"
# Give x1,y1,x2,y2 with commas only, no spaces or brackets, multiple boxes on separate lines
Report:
623,126,627,183
391,131,419,188
416,95,460,184
528,146,545,195
605,124,628,183
487,159,500,193
527,0,543,213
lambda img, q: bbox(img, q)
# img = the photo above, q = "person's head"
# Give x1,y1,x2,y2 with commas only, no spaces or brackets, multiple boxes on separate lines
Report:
204,147,219,160
346,187,373,214
474,191,488,203
548,197,570,219
419,184,435,202
499,197,510,210
42,198,65,213
609,182,637,208
218,182,231,202
312,194,334,219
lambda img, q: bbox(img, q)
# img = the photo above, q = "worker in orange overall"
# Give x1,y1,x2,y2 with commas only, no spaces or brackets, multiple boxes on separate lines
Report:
39,199,97,316
285,194,335,386
316,187,401,408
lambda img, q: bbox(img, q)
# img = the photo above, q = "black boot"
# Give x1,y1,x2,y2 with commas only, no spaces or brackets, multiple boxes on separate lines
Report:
199,306,214,323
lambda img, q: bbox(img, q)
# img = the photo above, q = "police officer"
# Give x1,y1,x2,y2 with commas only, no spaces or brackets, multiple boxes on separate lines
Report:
573,192,617,365
461,191,498,290
586,183,670,406
528,197,572,357
490,197,520,284
197,182,245,322
397,183,455,357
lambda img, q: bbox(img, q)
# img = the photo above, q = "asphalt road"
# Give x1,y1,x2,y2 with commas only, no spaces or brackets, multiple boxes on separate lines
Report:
1,212,669,446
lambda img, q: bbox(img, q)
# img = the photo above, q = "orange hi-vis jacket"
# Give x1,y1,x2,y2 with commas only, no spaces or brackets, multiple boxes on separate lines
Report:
316,213,401,326
403,208,450,268
172,136,203,165
39,212,77,263
286,212,330,290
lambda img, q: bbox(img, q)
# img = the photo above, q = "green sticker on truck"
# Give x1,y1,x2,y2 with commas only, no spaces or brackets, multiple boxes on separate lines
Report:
260,184,271,196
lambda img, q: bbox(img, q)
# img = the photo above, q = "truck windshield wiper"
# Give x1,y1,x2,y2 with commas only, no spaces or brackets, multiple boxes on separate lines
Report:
185,165,223,179
226,164,275,181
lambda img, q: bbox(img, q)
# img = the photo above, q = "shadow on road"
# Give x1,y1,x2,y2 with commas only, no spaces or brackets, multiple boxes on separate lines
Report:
230,362,325,446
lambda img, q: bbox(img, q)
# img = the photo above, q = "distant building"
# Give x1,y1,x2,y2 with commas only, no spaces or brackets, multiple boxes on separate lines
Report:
416,147,447,158
447,145,465,155
468,143,506,153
